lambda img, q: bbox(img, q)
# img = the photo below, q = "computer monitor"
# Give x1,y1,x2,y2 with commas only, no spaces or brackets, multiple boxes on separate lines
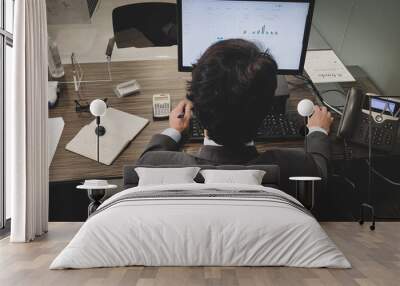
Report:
177,0,314,75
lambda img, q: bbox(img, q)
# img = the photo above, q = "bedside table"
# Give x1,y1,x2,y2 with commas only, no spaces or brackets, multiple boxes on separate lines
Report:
289,177,322,210
77,180,118,216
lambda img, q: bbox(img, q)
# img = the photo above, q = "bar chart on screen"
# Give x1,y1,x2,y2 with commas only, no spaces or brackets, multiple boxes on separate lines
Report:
181,0,310,69
243,25,279,36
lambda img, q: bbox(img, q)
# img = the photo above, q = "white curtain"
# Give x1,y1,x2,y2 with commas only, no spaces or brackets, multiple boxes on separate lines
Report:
8,0,49,242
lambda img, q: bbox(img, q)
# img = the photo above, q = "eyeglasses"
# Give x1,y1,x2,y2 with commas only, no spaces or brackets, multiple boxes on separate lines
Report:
261,48,271,57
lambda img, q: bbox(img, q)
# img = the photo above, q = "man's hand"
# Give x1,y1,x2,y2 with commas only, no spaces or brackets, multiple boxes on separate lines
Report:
169,100,193,133
308,106,334,134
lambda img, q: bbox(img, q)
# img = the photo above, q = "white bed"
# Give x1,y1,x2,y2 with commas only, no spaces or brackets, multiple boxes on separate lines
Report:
50,183,351,269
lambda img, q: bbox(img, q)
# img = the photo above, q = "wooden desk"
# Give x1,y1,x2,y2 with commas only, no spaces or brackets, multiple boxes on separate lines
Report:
49,60,312,182
50,60,380,182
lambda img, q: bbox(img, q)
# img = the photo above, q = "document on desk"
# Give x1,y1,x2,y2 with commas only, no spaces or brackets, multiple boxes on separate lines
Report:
48,117,65,167
66,108,149,165
305,50,356,83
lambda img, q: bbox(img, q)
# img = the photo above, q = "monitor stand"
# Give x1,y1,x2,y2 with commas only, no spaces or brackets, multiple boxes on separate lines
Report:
270,75,290,114
276,75,289,97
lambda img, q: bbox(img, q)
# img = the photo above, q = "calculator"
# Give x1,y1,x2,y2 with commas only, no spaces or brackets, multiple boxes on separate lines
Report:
152,94,171,120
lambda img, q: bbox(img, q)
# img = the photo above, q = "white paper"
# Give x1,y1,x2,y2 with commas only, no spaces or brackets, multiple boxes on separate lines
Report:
66,108,149,165
48,117,65,167
305,50,356,83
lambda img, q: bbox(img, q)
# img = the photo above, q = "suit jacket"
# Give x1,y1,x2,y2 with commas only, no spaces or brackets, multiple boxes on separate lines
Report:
137,132,330,191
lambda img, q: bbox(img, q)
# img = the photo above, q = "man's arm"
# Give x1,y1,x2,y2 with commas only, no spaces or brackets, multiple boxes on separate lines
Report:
306,131,330,179
306,106,335,178
140,100,193,158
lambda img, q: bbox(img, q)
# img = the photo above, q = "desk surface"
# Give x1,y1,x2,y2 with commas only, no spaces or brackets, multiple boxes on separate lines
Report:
49,60,378,182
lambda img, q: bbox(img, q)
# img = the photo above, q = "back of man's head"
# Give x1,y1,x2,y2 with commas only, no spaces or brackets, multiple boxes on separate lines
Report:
188,39,278,148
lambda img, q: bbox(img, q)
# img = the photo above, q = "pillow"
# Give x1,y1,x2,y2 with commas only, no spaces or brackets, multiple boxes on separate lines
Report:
200,169,266,185
135,167,201,186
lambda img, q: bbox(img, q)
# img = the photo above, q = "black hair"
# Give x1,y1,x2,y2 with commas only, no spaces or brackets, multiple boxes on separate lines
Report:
187,39,278,148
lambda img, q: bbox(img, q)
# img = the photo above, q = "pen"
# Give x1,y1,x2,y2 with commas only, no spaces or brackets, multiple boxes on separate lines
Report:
178,107,195,118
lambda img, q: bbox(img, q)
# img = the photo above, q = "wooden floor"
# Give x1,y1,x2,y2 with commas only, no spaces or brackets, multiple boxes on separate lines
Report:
0,222,399,286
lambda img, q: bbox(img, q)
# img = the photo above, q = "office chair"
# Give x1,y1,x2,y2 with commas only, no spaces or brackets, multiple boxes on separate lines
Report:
111,2,177,49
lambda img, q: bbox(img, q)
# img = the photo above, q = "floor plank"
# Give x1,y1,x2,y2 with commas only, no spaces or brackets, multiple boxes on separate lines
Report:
1,222,399,286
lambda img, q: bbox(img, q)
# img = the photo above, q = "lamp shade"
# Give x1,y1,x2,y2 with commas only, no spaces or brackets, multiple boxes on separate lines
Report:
90,99,107,117
297,99,314,117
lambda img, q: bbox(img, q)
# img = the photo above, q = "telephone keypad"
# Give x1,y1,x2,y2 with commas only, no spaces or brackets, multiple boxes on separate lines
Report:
356,113,398,152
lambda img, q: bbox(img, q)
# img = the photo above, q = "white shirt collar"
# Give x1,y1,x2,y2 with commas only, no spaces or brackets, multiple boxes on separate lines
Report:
203,137,255,147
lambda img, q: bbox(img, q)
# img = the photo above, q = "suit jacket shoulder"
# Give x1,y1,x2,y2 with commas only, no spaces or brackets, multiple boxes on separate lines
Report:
138,150,199,166
137,131,331,191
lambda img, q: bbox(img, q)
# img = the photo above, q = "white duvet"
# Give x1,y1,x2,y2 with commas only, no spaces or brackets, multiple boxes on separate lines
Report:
50,183,351,269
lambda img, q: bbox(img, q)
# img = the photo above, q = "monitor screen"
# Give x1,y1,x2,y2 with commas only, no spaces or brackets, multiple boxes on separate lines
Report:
177,0,314,74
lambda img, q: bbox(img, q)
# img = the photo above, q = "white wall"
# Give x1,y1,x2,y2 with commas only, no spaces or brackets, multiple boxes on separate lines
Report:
312,0,400,98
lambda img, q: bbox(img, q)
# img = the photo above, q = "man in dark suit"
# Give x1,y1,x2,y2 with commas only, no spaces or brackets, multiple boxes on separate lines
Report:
137,39,334,191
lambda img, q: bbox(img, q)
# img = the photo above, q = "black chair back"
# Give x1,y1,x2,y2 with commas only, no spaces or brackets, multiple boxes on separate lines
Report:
112,3,177,48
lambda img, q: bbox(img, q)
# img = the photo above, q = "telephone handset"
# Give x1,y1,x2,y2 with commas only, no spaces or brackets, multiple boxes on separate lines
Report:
337,87,400,153
337,88,364,139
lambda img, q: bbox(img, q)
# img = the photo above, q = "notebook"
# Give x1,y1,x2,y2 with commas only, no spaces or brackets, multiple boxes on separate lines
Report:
305,50,356,83
66,108,149,165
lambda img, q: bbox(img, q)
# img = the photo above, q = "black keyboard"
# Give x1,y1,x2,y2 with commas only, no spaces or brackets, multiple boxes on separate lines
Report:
189,113,304,142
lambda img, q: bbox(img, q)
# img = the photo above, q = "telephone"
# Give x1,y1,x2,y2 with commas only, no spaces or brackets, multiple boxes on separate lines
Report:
337,88,400,153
